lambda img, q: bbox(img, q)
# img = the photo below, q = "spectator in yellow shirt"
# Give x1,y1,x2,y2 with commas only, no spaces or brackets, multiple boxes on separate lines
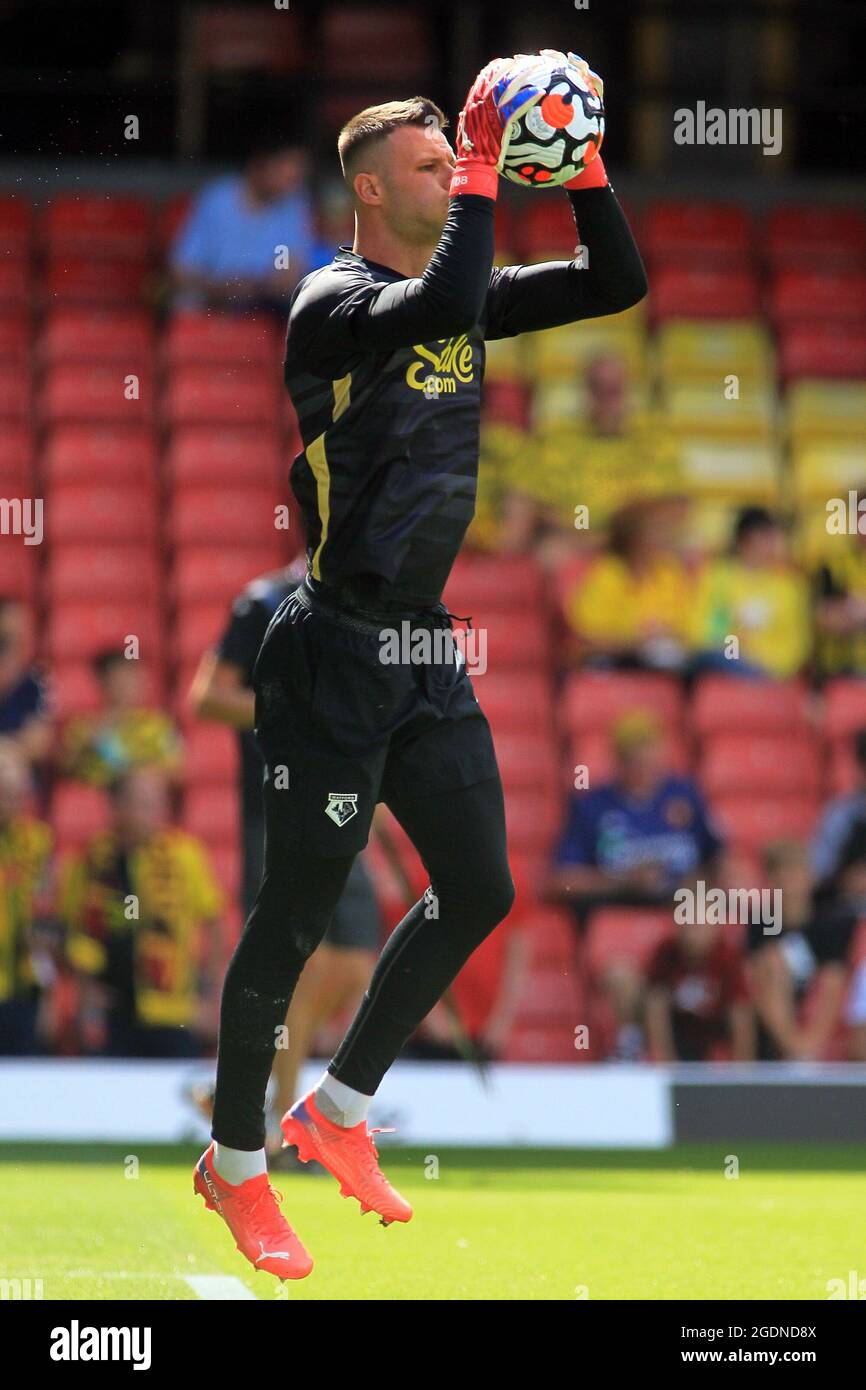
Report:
61,767,223,1057
60,650,184,788
0,740,54,1054
500,354,682,567
693,508,812,679
565,498,694,671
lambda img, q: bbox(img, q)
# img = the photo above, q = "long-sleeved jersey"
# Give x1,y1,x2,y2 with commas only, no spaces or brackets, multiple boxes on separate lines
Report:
283,185,647,613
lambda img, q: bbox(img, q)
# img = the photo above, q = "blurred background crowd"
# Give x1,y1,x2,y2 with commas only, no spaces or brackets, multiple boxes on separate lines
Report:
1,0,865,1074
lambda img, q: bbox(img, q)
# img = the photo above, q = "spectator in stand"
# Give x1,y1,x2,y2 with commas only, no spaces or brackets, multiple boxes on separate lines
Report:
747,840,857,1061
0,596,52,790
0,741,54,1054
307,182,354,271
810,727,866,901
814,482,866,678
59,650,184,789
564,497,693,671
60,768,224,1058
644,915,754,1062
170,139,314,316
498,353,682,567
542,710,725,1060
692,507,811,678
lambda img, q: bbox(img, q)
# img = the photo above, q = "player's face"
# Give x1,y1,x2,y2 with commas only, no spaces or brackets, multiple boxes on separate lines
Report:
381,125,455,243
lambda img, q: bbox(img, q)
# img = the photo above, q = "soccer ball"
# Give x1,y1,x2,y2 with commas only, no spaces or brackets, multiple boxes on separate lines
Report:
497,49,605,188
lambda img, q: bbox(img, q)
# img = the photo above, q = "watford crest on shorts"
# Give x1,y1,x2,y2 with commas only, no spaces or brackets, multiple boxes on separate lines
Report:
325,792,359,827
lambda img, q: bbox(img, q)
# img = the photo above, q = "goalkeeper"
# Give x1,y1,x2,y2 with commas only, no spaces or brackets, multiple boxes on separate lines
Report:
194,52,647,1280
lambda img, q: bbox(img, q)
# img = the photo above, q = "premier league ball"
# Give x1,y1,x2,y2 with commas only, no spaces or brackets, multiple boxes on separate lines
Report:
497,49,605,188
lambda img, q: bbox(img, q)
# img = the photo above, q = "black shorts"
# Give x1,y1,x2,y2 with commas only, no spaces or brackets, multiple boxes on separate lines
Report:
251,577,500,859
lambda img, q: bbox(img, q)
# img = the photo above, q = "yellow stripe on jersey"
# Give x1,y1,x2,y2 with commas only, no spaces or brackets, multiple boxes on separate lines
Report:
308,373,352,581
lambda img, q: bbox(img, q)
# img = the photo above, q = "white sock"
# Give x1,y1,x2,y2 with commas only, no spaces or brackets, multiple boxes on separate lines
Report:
314,1071,373,1129
213,1142,267,1185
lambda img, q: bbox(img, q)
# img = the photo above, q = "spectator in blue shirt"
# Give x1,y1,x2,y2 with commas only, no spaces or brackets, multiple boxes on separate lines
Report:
170,140,314,315
542,709,725,1060
811,726,866,900
0,597,51,786
545,710,723,911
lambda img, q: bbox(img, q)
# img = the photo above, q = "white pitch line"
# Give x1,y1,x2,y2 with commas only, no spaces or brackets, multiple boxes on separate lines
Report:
184,1275,257,1300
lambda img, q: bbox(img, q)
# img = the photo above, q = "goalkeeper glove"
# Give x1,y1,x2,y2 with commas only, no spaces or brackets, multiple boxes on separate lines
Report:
450,55,548,200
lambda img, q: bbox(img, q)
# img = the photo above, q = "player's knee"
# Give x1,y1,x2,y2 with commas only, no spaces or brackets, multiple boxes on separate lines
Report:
472,864,516,930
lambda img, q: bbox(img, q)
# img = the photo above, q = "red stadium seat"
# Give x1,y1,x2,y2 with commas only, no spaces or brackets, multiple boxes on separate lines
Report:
691,676,812,737
710,795,819,851
156,194,191,253
40,309,154,365
45,546,161,604
779,322,866,380
321,7,430,81
168,485,282,547
45,258,150,308
444,554,546,612
520,198,579,259
491,728,558,792
770,270,866,324
0,258,31,310
42,196,152,260
519,906,575,970
585,907,672,973
481,379,532,429
514,967,581,1021
0,422,34,491
163,313,279,369
827,739,860,796
823,678,866,741
699,733,821,797
0,196,34,255
163,365,279,428
165,426,282,488
451,607,552,670
766,206,866,270
0,540,37,604
41,364,154,426
181,785,240,844
562,671,685,735
0,314,30,365
45,602,161,661
46,481,157,543
177,721,238,785
170,603,231,665
470,669,554,729
503,1026,581,1063
650,267,758,320
0,364,31,423
42,424,157,484
643,202,753,267
50,784,110,852
504,788,562,859
170,545,285,607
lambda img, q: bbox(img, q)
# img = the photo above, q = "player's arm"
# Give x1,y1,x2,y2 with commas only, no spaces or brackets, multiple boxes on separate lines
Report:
187,650,254,730
187,590,269,729
484,171,647,338
289,59,546,368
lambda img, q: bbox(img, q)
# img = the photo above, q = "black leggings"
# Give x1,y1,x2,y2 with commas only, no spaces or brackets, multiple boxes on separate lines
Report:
211,774,514,1150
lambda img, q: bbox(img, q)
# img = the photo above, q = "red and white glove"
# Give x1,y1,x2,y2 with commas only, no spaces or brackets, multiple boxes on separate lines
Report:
450,55,548,201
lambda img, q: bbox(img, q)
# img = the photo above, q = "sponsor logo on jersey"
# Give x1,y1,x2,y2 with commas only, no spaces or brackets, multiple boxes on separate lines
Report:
406,334,475,397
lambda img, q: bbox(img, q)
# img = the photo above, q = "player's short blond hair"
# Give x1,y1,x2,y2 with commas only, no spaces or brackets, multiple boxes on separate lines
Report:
338,98,448,190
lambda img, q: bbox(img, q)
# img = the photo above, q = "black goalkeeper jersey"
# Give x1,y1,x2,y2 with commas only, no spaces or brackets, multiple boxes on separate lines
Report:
284,186,646,612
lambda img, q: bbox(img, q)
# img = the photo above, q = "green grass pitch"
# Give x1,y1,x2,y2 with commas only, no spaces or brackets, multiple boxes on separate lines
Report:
1,1143,863,1300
